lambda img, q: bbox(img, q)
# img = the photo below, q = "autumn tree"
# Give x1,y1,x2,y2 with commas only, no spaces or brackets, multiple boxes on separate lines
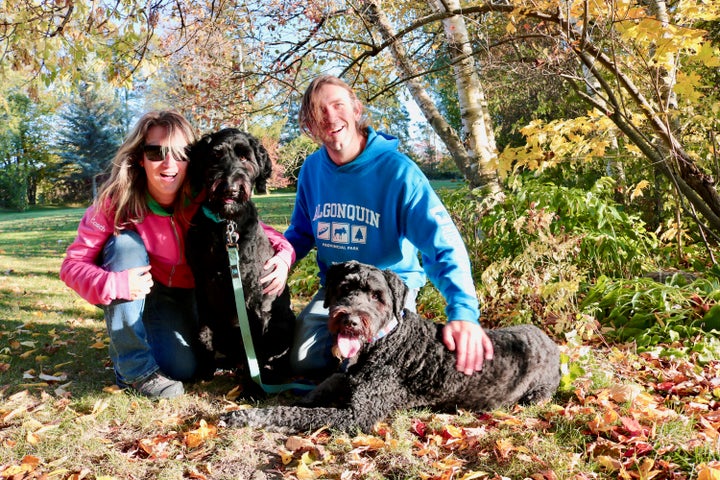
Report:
212,0,720,238
4,0,720,239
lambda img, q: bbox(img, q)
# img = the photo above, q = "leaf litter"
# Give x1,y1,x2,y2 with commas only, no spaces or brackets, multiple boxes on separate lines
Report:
1,325,720,479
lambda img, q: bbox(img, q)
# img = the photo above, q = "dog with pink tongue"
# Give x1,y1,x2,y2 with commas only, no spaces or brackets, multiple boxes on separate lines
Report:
221,261,561,433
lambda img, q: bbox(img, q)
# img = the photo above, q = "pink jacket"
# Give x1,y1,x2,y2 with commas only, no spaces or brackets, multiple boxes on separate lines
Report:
60,199,295,306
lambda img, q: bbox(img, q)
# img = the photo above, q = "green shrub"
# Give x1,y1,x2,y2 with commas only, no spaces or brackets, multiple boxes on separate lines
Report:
440,176,659,333
581,271,720,360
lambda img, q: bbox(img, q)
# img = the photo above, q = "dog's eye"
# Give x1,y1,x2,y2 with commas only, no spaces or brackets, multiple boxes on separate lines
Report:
235,146,253,161
371,291,382,302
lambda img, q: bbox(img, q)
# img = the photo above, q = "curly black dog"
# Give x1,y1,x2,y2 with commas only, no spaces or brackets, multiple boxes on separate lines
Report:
221,260,561,432
186,128,294,387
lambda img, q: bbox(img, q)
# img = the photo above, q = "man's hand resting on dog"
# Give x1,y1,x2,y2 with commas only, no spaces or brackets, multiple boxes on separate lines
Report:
261,255,290,296
443,321,494,375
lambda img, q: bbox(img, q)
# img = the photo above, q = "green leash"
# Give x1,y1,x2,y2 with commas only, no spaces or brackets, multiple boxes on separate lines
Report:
225,222,314,394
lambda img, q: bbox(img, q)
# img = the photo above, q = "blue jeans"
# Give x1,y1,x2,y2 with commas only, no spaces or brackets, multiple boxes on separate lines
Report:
290,286,418,378
101,231,199,386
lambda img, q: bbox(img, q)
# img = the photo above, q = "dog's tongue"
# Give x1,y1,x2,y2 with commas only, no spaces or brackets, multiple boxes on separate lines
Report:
337,333,362,358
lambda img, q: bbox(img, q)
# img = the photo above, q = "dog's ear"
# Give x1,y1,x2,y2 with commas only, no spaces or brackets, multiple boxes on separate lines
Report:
187,133,214,194
323,262,344,309
323,261,362,308
247,134,272,194
383,268,408,320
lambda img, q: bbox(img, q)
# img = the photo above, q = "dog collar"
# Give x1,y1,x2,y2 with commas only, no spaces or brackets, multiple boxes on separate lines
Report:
202,205,223,223
371,317,398,343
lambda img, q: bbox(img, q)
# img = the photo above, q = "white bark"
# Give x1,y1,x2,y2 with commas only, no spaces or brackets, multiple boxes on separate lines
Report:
429,0,500,195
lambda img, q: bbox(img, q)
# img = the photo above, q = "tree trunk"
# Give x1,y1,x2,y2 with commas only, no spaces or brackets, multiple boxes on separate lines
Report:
361,0,501,193
429,0,501,195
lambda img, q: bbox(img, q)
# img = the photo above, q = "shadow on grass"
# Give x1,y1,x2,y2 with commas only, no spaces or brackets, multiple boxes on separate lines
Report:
0,314,258,402
0,318,113,397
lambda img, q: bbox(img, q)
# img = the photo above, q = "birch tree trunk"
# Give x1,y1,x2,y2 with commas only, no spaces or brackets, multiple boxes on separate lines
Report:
361,0,501,193
428,0,501,195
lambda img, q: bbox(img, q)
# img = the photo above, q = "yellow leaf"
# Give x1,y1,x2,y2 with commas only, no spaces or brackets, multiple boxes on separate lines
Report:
698,463,720,480
278,448,294,465
102,385,123,394
351,434,385,450
443,424,463,438
0,463,34,477
695,42,720,67
47,468,71,478
184,419,217,449
90,341,106,349
295,460,316,480
495,437,514,458
596,455,621,471
630,180,650,201
225,385,242,401
26,430,41,445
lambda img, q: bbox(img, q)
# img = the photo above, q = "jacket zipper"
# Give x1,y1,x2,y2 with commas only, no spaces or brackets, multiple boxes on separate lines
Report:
168,216,180,287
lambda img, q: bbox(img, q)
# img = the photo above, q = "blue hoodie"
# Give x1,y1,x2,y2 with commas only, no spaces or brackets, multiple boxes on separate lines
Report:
285,128,480,324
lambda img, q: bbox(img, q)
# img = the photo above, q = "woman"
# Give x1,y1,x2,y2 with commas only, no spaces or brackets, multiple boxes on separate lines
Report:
60,111,294,398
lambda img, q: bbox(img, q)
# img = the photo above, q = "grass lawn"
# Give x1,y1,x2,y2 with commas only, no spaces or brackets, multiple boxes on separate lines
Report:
1,196,718,479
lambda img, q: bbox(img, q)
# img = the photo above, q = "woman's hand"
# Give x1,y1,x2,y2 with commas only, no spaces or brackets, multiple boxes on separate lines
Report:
127,265,153,300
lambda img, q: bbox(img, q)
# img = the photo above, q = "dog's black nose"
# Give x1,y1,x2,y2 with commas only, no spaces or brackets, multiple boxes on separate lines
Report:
225,184,240,196
343,315,361,330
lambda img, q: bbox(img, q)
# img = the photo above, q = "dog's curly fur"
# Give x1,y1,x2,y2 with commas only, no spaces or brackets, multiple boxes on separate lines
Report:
186,128,294,385
221,260,561,432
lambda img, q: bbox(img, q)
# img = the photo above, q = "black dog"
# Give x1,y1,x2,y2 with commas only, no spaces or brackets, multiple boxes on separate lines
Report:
186,128,294,386
221,260,561,432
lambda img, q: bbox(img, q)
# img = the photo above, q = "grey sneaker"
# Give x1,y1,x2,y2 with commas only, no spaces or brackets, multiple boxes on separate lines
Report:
132,371,184,399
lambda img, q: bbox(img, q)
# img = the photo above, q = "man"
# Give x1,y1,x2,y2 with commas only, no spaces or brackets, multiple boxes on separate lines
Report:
286,75,493,379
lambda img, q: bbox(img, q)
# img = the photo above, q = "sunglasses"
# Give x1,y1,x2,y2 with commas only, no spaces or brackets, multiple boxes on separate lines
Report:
142,144,189,162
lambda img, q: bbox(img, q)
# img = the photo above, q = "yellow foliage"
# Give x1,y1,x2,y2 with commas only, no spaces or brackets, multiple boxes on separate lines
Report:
498,111,618,177
630,180,650,201
697,463,720,480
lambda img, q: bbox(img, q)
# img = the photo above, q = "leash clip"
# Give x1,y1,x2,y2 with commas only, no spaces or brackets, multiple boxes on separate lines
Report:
225,220,239,247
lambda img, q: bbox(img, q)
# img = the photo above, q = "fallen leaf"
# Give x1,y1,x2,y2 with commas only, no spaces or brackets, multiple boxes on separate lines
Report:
295,461,316,480
102,385,122,394
495,438,514,459
697,462,720,480
226,385,242,401
441,424,464,439
286,435,315,451
619,416,647,437
351,434,385,450
278,448,294,465
411,418,427,437
184,419,217,449
1,455,41,477
458,471,491,480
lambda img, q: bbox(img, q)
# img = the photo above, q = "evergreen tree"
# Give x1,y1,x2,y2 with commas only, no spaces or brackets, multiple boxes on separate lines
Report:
54,84,124,201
